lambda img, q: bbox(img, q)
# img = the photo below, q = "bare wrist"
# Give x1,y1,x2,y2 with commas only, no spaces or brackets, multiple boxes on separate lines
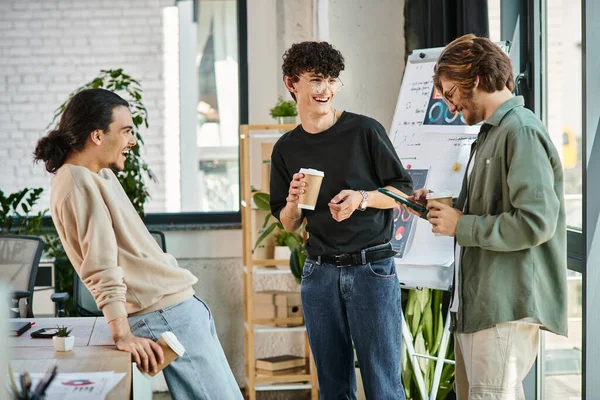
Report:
108,316,131,342
115,331,133,345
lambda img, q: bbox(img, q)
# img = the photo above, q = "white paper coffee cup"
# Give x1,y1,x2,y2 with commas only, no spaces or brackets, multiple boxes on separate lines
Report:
142,331,186,378
297,168,324,211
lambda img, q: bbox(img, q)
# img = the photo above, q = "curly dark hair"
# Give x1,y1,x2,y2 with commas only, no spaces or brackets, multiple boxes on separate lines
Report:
282,41,345,101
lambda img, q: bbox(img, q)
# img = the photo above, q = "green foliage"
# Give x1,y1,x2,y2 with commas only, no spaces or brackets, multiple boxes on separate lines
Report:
0,188,76,315
0,188,47,235
269,96,298,118
55,325,73,337
252,191,305,284
47,68,156,216
402,288,455,399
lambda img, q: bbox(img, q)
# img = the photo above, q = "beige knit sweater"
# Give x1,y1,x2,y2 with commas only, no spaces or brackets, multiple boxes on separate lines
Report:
51,164,197,322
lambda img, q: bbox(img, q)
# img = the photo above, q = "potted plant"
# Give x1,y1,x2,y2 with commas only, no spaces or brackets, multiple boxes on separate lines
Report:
252,192,305,283
269,96,298,125
273,229,303,264
52,325,74,352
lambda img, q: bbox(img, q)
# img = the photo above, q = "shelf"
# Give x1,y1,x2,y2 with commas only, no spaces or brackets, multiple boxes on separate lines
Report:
241,123,317,399
253,317,304,325
251,259,291,266
255,383,313,391
249,324,307,333
244,266,291,275
255,374,312,384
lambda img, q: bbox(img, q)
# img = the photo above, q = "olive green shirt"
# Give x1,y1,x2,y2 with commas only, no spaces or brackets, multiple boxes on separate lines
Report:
454,96,568,336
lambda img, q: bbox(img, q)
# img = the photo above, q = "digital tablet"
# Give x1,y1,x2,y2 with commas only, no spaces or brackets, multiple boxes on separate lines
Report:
378,188,427,213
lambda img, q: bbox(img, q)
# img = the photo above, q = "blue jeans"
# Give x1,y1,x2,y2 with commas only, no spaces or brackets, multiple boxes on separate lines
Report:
301,244,406,400
127,295,242,400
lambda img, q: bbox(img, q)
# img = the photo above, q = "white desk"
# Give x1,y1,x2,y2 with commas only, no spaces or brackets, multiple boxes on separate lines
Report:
9,317,145,399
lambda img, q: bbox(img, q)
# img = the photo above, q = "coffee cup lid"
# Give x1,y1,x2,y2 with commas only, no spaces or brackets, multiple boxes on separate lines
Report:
426,191,453,200
161,331,185,356
299,168,324,177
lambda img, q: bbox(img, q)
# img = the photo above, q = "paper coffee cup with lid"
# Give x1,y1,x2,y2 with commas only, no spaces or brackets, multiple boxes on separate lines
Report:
426,190,453,207
297,168,324,210
142,331,186,378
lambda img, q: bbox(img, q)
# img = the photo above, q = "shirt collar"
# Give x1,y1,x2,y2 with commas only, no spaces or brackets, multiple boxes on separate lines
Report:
484,95,524,126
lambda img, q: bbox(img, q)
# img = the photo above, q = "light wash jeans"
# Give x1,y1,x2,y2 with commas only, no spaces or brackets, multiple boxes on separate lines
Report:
127,295,242,400
301,243,406,400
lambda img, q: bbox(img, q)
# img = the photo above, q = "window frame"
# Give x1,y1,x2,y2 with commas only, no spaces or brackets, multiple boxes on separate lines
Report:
142,0,248,226
501,0,591,397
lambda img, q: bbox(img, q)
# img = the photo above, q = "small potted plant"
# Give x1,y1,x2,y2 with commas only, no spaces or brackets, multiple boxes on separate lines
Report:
52,325,74,352
269,96,298,125
274,229,294,262
252,191,306,283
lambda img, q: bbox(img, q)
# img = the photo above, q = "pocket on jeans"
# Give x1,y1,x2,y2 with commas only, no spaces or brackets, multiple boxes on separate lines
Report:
367,258,397,278
301,261,316,279
193,295,213,320
129,318,157,341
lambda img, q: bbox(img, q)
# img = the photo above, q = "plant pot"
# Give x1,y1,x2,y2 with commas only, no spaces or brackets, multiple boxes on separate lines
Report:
274,246,292,268
53,335,75,352
277,116,297,133
277,116,297,125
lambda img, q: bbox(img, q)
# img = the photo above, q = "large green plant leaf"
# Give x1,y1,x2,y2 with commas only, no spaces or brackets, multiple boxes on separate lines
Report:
253,192,271,211
289,247,304,284
402,288,455,399
252,221,281,251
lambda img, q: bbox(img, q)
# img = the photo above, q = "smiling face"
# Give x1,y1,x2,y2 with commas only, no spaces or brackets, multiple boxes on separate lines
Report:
286,72,340,118
97,105,136,172
439,76,486,126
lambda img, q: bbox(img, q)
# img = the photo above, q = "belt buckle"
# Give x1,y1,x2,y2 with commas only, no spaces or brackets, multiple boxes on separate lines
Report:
334,254,351,267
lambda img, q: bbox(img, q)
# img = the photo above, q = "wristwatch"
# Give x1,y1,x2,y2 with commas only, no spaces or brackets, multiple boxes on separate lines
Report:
357,190,369,211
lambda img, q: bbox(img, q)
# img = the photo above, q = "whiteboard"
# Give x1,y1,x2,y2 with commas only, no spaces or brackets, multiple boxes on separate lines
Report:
390,43,511,290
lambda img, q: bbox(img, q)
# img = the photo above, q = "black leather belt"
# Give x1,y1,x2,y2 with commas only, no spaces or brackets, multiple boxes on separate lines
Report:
315,246,398,267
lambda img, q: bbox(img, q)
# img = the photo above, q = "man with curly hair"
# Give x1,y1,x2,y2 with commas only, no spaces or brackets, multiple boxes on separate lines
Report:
269,41,411,399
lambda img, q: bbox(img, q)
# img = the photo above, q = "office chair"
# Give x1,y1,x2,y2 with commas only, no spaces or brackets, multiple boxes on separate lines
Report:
149,230,167,252
0,235,44,318
73,230,167,316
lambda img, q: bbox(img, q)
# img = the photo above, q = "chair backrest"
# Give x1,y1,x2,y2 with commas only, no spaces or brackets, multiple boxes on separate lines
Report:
0,235,44,318
149,230,167,252
74,230,168,317
74,273,102,317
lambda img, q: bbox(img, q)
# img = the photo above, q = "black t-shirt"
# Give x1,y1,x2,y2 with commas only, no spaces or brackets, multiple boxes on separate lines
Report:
269,111,412,257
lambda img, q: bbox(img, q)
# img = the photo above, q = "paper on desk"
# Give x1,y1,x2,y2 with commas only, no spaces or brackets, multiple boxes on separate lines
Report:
13,371,125,399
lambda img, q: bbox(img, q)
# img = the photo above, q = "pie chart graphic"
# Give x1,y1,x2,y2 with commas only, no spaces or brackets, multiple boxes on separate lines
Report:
395,225,405,241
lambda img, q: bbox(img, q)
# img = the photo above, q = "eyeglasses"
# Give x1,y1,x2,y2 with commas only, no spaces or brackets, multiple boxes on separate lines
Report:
296,75,344,94
442,84,458,107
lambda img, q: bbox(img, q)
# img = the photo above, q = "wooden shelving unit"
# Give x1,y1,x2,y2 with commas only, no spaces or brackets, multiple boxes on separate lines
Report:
240,124,319,400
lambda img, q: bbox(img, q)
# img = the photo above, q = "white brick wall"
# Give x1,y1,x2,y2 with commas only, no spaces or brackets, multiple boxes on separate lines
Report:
0,0,173,213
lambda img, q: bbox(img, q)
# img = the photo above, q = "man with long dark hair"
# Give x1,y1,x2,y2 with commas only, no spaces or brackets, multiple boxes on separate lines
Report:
269,41,412,399
34,88,242,400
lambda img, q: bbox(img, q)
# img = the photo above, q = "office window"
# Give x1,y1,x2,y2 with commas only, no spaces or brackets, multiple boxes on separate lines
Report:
196,0,240,212
540,0,583,398
488,0,501,42
546,0,583,229
158,0,241,215
541,270,582,399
